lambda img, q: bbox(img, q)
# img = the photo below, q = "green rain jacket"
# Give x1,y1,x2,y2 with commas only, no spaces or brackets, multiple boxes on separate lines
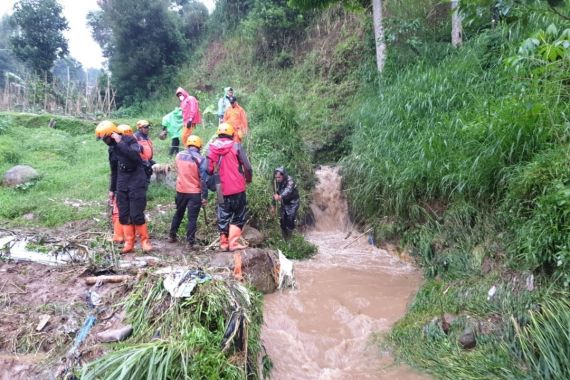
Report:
162,107,183,139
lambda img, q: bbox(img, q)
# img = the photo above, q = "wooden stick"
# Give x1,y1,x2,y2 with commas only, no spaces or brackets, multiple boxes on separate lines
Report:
341,227,373,249
84,275,132,285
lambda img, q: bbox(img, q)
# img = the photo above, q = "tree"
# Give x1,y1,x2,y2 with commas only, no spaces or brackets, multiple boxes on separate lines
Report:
288,0,386,72
91,0,189,104
9,0,69,78
0,15,22,87
451,0,463,47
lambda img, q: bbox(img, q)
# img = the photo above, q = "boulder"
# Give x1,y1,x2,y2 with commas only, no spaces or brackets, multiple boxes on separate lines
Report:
210,248,279,294
2,165,39,187
242,226,264,247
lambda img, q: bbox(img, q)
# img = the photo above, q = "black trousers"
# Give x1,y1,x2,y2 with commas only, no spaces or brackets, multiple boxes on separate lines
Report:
117,186,147,225
169,137,180,156
280,200,299,238
217,192,247,233
169,192,202,243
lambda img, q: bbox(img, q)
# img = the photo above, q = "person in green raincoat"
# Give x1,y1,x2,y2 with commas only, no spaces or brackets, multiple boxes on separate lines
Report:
159,107,184,156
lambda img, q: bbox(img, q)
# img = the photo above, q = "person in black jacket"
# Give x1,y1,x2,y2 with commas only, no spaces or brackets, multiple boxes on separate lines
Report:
272,167,300,239
96,120,152,253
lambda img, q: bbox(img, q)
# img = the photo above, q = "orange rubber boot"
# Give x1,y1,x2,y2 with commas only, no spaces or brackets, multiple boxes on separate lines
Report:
135,224,153,253
122,224,136,253
112,215,124,243
229,225,247,251
220,233,229,251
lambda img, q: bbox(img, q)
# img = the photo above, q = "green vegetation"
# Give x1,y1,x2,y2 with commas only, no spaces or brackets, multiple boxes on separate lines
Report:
82,278,264,379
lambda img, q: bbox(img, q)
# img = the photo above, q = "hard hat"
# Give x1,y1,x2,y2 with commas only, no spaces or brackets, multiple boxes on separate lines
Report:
186,135,203,149
217,123,234,137
136,120,150,129
117,124,133,135
95,120,118,139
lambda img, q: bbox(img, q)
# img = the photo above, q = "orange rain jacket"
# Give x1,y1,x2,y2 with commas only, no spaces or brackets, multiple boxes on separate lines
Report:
223,103,248,143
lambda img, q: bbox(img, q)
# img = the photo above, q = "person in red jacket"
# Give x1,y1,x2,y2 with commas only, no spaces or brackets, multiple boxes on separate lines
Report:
176,87,202,147
207,123,253,251
169,135,208,246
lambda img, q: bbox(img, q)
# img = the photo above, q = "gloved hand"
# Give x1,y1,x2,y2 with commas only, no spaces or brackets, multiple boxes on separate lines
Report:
159,130,167,140
186,120,193,128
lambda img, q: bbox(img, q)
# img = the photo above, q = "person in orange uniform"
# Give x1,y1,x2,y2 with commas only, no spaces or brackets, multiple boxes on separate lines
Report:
176,87,202,147
223,96,248,143
168,135,208,246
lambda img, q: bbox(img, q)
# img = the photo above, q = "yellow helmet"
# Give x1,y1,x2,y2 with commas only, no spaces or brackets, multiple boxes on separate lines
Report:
217,122,234,137
186,135,203,149
95,120,118,139
117,124,133,135
136,120,150,129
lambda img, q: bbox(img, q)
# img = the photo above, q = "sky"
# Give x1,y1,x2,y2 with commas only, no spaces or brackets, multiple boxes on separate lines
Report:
0,0,216,70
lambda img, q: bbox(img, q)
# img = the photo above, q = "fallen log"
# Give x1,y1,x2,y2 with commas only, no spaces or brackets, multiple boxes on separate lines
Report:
84,275,132,285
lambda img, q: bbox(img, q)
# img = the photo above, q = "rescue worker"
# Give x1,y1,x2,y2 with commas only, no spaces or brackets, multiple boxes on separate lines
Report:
96,120,152,253
159,107,183,156
223,96,248,143
108,124,134,243
176,87,202,147
134,120,155,182
217,87,233,123
272,167,300,239
96,121,123,244
207,123,253,251
168,135,208,246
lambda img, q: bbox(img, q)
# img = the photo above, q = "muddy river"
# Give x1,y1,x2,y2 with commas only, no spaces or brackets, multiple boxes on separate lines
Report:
262,166,429,379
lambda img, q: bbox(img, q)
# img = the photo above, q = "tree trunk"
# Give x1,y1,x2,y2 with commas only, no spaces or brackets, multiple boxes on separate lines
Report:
372,0,386,72
451,0,463,47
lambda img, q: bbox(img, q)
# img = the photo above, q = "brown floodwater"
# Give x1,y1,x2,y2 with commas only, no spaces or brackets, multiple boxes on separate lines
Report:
262,166,429,380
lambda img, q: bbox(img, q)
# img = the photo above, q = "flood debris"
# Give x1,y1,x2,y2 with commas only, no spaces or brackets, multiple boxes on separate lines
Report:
96,325,133,343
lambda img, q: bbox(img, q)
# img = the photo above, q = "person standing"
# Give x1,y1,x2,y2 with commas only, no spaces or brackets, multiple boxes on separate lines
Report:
159,107,183,156
96,120,152,253
176,87,202,147
217,87,233,124
272,167,300,239
168,135,208,246
223,96,248,143
207,123,253,251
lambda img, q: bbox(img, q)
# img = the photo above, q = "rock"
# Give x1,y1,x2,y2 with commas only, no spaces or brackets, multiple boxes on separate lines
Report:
242,226,264,247
210,248,279,293
97,325,133,343
2,165,39,187
22,213,36,221
36,314,51,332
459,328,476,349
441,313,456,334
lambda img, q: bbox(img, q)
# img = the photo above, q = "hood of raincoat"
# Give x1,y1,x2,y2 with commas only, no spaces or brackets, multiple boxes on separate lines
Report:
275,166,288,177
209,137,234,157
176,87,190,99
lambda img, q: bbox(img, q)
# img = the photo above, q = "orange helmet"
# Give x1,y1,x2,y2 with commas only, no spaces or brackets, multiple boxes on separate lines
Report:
185,135,203,149
117,124,133,135
217,123,234,137
136,120,150,129
95,120,118,139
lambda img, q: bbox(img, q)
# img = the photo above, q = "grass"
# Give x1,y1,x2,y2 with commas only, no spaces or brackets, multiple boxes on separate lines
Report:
83,277,264,379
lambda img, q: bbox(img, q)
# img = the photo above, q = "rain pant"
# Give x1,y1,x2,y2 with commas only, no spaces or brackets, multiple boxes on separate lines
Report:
223,103,248,143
